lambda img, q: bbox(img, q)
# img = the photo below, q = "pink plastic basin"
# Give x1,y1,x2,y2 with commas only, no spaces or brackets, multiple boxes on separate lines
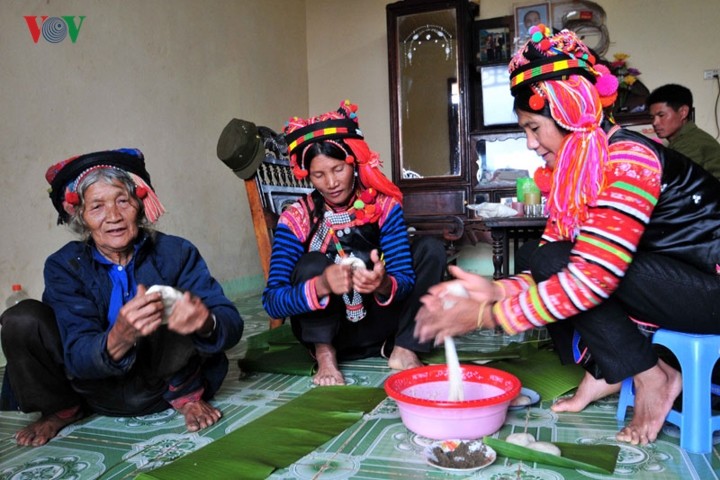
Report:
384,365,521,440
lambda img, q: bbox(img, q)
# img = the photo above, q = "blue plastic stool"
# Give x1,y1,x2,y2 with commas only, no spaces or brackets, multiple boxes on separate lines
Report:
616,329,720,454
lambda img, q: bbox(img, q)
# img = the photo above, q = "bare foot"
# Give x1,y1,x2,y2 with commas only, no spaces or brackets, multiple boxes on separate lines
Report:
15,406,85,447
177,399,222,432
551,371,621,413
313,343,345,386
387,346,423,371
616,359,682,446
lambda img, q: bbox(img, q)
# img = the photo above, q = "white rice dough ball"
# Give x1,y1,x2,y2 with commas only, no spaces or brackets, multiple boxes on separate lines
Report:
511,394,533,407
147,285,184,324
441,282,469,310
526,441,562,456
505,432,536,447
340,257,366,270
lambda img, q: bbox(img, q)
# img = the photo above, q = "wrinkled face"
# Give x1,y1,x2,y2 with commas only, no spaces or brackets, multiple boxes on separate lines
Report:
517,109,567,170
308,154,356,206
81,180,139,259
649,102,687,139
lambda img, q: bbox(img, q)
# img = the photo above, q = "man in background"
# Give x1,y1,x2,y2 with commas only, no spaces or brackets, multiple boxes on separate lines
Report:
646,83,720,179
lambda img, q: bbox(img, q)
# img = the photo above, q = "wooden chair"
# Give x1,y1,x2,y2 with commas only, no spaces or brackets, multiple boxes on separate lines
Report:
244,149,312,329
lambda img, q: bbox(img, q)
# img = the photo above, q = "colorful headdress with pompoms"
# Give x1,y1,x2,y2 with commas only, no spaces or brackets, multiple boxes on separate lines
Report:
509,26,619,110
283,100,403,204
509,27,618,239
46,148,165,225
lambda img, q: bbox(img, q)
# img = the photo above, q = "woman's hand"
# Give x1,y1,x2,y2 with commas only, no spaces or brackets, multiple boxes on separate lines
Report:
316,264,353,297
436,265,498,302
414,266,499,345
107,284,164,360
166,292,213,336
353,249,390,295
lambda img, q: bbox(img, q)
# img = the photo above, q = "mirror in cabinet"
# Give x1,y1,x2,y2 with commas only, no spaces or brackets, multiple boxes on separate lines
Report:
386,0,477,218
474,132,543,186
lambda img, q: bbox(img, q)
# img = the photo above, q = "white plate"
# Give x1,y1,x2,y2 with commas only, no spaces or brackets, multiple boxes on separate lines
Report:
425,439,497,473
509,387,541,410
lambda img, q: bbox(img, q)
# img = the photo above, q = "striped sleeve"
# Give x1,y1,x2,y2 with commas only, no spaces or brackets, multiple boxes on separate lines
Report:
262,224,317,319
378,201,415,301
495,140,662,335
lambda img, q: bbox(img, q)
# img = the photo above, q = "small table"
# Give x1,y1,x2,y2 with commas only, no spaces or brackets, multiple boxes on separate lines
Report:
480,216,547,279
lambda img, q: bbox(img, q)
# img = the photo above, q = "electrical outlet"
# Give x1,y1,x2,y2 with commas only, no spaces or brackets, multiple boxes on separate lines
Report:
704,69,720,80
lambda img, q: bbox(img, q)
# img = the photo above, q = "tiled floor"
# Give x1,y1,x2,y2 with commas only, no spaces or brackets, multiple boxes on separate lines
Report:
1,292,719,479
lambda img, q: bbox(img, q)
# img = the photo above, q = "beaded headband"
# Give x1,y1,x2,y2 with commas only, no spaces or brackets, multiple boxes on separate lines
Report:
46,148,165,225
509,26,618,109
509,26,597,93
285,119,363,157
283,100,364,180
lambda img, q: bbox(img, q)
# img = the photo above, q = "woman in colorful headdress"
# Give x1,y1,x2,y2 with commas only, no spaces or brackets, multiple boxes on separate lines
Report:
415,27,720,446
263,100,446,386
0,148,243,446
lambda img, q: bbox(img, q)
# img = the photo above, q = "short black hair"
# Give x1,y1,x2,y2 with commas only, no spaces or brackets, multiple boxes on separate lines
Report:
646,83,693,111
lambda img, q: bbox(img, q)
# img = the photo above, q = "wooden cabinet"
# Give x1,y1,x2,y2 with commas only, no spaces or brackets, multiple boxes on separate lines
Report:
386,2,527,230
386,3,649,239
386,0,477,221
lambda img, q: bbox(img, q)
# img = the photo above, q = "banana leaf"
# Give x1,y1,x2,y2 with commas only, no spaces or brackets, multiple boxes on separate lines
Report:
136,386,387,480
483,436,620,474
419,348,521,364
487,343,584,401
238,325,316,376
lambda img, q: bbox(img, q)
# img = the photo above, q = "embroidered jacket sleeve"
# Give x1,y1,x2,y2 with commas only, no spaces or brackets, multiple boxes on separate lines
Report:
262,195,415,319
494,140,662,335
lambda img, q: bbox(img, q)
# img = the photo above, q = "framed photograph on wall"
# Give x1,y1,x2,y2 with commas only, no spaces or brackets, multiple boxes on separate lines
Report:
514,2,550,41
473,16,514,66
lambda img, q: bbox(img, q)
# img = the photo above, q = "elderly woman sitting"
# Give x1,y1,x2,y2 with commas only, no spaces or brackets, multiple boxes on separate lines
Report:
0,148,243,446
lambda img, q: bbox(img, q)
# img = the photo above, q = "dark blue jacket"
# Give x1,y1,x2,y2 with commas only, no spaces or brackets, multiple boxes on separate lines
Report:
43,231,243,380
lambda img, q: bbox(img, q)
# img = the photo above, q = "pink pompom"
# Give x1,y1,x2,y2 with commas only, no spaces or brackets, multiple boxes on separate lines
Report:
594,64,619,97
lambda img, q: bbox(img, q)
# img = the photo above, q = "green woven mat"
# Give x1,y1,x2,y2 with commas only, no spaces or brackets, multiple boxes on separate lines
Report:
136,386,387,480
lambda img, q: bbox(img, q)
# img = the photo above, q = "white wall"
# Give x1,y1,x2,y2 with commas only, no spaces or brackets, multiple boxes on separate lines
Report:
1,0,719,301
0,0,308,300
306,0,392,176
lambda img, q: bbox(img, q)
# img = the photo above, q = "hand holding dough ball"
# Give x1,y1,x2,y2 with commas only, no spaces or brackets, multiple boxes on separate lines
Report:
441,282,469,310
146,285,183,324
340,257,366,271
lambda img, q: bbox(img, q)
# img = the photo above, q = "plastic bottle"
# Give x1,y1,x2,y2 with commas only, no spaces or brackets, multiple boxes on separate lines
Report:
5,284,30,309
